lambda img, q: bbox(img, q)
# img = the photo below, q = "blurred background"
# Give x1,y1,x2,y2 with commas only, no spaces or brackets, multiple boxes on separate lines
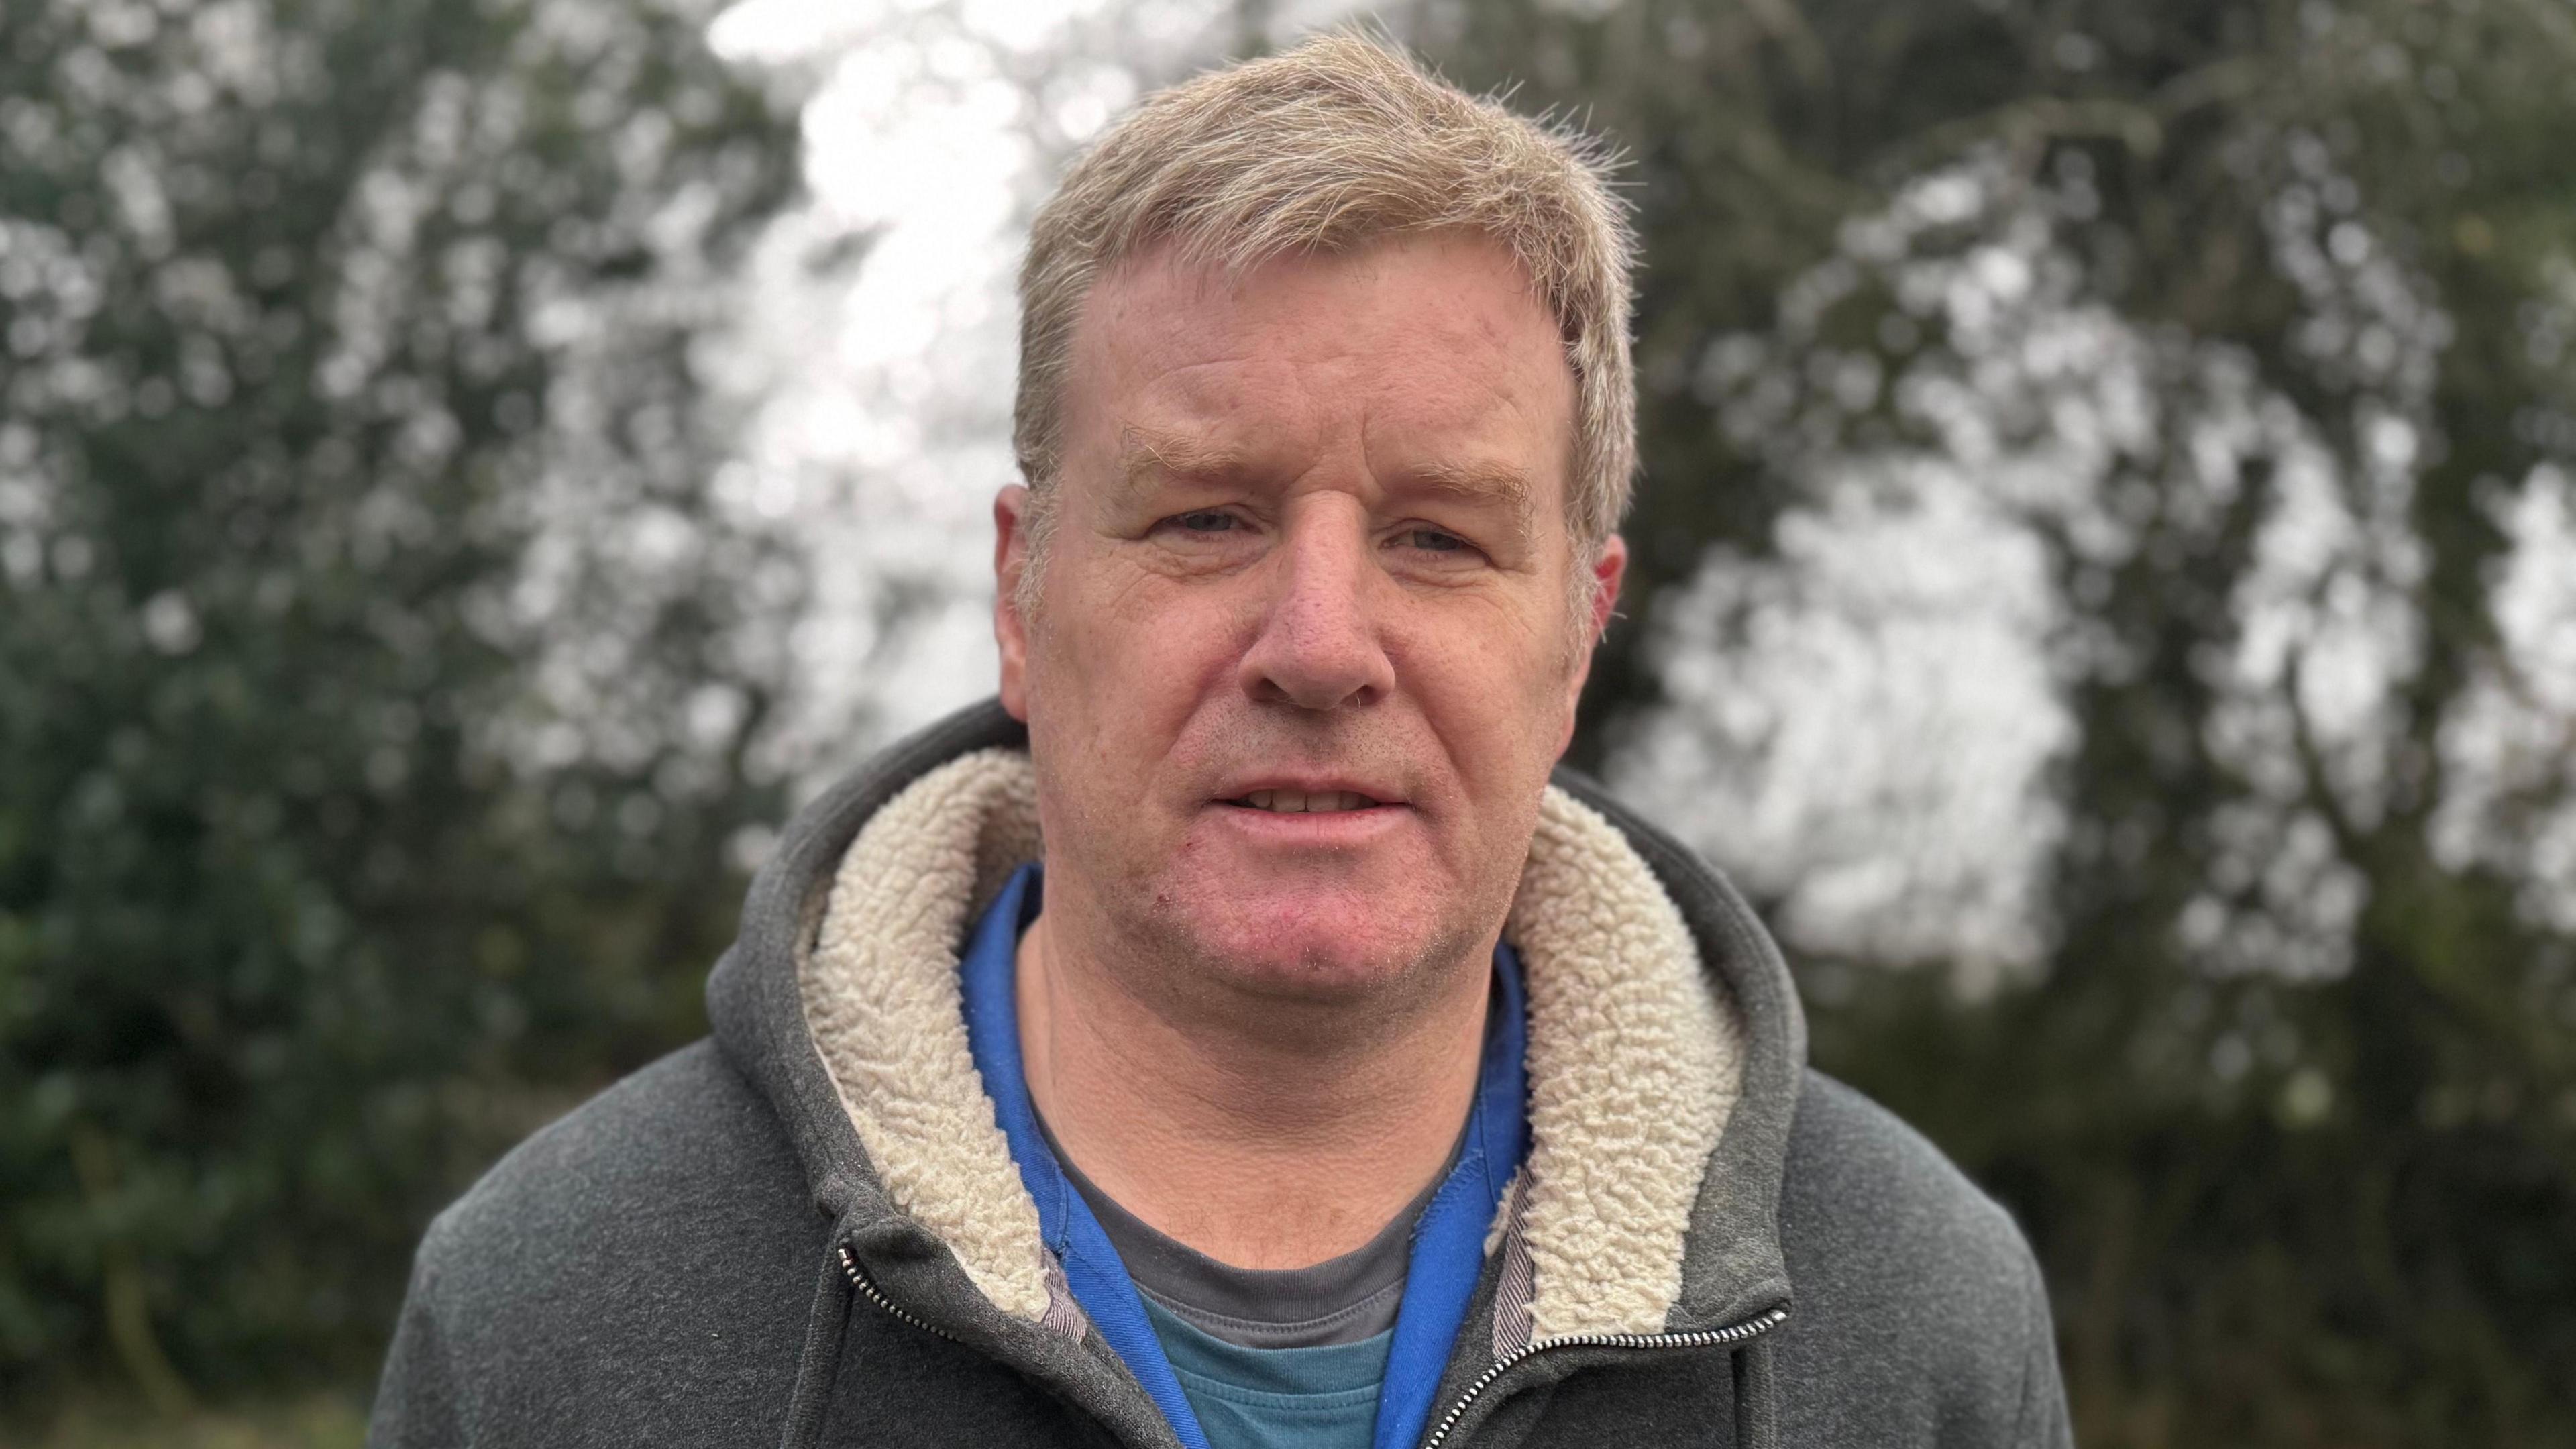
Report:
3,0,2571,1442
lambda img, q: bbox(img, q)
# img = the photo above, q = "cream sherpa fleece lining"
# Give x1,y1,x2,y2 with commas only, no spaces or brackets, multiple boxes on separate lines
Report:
801,750,1743,1338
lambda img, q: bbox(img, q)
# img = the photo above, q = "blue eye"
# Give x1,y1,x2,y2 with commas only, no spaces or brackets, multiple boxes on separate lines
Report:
1173,511,1235,533
1407,529,1466,552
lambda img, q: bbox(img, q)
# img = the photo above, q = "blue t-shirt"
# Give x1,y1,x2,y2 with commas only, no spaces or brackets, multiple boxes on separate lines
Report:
1144,1295,1392,1449
957,863,1527,1449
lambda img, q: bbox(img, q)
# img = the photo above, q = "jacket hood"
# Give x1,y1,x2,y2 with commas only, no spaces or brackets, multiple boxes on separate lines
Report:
706,700,1809,1432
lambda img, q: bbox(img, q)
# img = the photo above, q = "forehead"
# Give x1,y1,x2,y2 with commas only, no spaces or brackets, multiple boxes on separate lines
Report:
1061,233,1576,502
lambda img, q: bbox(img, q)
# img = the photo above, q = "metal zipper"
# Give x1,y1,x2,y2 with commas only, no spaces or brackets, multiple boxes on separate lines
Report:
837,1242,962,1342
845,1238,1782,1449
1418,1305,1790,1449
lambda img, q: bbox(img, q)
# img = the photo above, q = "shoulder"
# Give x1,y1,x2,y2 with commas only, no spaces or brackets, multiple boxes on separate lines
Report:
1781,1070,2031,1275
1769,1069,2070,1448
429,1037,805,1249
398,1040,824,1442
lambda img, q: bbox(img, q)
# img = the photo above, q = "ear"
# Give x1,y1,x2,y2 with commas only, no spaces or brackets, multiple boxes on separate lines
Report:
1586,533,1629,643
994,484,1035,722
1556,533,1628,756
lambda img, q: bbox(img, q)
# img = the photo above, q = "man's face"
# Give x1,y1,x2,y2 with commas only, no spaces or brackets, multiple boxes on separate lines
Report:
996,231,1625,1008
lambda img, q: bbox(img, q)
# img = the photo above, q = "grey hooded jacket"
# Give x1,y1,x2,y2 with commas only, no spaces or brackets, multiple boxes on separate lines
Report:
368,700,2073,1448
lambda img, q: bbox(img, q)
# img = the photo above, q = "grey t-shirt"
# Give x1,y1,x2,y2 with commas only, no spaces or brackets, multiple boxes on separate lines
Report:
1036,1112,1456,1348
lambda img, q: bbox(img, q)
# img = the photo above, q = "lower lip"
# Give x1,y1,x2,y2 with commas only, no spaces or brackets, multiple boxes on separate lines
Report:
1205,801,1413,846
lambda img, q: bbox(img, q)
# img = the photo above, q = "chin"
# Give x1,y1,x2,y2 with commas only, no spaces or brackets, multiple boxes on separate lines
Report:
1155,889,1448,1003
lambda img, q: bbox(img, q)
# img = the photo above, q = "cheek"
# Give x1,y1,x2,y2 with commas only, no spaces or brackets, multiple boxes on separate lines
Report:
1030,567,1246,763
1393,602,1572,786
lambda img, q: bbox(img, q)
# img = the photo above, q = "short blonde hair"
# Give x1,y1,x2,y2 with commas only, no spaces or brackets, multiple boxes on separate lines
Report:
1012,32,1638,557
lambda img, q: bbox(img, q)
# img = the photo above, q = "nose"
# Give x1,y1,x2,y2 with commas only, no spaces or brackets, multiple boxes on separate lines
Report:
1236,504,1395,712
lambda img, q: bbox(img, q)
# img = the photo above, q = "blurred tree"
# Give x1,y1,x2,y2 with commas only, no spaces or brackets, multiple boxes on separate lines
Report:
0,0,794,1408
1415,0,2576,1444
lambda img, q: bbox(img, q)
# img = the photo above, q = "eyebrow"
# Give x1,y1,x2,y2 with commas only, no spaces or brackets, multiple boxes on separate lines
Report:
1116,426,1249,500
1405,457,1540,544
1113,424,1542,546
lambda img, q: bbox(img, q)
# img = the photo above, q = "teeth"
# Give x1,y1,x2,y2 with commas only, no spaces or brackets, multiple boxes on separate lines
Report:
1240,790,1373,812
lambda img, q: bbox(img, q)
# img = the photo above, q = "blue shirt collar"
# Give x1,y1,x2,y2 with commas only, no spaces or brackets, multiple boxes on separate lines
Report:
959,861,1528,1449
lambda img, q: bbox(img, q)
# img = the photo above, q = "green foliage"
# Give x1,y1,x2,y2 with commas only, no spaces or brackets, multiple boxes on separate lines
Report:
0,0,794,1408
15,1392,364,1449
1415,0,2576,1443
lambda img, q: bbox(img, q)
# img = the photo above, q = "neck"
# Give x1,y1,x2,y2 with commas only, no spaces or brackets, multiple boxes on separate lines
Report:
1014,902,1491,1271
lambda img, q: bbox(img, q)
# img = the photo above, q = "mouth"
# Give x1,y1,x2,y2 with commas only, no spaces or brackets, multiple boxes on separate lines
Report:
1222,788,1387,814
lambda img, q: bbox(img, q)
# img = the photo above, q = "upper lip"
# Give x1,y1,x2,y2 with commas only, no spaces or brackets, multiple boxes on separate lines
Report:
1214,775,1405,806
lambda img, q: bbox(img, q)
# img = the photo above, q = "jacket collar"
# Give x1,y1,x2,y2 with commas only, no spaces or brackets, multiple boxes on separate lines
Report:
708,699,1806,1348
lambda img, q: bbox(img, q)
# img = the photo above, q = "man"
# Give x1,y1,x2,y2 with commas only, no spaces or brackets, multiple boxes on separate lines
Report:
370,34,2071,1449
